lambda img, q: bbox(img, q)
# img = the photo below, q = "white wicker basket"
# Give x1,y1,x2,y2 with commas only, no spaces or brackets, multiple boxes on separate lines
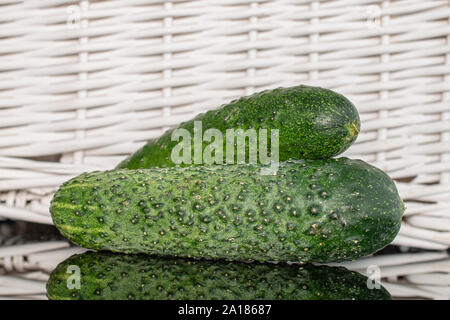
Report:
0,0,449,269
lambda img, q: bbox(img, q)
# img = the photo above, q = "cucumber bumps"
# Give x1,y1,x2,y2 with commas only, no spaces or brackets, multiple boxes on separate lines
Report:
47,251,391,300
50,158,403,263
117,85,360,169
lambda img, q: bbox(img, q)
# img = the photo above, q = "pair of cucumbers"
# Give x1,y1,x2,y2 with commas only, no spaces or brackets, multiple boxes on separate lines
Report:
48,85,403,299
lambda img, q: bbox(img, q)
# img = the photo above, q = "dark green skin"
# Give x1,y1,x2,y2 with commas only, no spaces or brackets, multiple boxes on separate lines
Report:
46,251,392,300
50,158,403,263
117,85,360,169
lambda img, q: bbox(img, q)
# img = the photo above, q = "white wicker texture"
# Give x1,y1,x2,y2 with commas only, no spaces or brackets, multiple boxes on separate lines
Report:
0,243,448,300
0,0,449,251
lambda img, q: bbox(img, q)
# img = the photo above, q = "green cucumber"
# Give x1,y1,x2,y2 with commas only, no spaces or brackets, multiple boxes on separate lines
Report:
50,158,403,263
46,251,391,300
117,85,360,169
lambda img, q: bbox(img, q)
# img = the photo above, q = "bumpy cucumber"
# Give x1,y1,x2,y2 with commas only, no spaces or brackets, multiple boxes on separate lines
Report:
117,85,360,169
46,251,391,300
50,158,403,263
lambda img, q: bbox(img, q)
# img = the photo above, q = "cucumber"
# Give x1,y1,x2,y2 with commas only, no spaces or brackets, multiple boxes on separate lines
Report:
50,158,403,263
117,85,360,169
46,251,391,300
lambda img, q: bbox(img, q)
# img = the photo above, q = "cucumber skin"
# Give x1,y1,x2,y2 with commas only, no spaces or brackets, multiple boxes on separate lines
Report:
50,158,403,263
46,251,391,300
117,85,360,169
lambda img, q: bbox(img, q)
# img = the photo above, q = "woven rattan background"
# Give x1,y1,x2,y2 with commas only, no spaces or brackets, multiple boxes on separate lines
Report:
0,0,449,253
